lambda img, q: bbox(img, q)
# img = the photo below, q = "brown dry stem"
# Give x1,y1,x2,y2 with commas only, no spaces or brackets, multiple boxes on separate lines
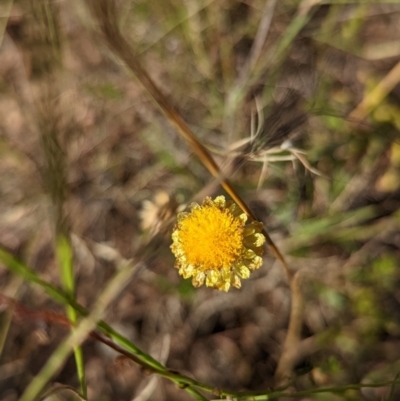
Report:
88,0,303,389
274,271,305,385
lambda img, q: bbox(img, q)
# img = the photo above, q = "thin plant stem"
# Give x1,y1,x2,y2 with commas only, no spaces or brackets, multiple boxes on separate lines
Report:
56,236,87,398
87,0,291,279
18,259,138,401
0,249,207,398
1,249,399,399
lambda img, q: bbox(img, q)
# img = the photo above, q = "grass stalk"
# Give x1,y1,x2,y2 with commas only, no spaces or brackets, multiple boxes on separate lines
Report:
56,236,87,399
18,259,138,401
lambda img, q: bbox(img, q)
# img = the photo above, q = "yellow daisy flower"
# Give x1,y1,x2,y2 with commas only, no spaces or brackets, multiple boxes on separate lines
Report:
170,196,265,291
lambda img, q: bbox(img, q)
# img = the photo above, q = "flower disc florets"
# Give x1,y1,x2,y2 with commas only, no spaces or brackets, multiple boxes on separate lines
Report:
170,196,266,291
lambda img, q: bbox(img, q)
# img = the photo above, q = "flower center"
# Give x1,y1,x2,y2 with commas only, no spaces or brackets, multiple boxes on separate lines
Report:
178,205,244,270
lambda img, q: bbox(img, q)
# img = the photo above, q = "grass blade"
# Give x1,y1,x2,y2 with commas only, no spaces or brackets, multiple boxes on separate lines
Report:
56,236,87,399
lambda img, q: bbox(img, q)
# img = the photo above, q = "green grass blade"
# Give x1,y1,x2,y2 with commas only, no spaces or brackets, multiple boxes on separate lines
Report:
19,259,138,401
0,247,164,370
0,248,207,398
0,248,67,303
56,236,87,399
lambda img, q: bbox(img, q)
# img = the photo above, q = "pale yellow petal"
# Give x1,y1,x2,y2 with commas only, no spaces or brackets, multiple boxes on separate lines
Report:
231,274,242,289
235,264,250,279
192,272,205,287
205,270,219,287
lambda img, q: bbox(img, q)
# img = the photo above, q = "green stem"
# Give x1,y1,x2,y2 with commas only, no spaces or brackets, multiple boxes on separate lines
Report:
2,247,399,400
56,236,87,398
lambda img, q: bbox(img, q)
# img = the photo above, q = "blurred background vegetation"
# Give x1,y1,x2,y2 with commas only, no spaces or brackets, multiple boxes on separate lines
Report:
1,0,400,400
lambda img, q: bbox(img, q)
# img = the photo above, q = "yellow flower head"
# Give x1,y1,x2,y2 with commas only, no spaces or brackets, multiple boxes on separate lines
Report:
171,196,265,291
